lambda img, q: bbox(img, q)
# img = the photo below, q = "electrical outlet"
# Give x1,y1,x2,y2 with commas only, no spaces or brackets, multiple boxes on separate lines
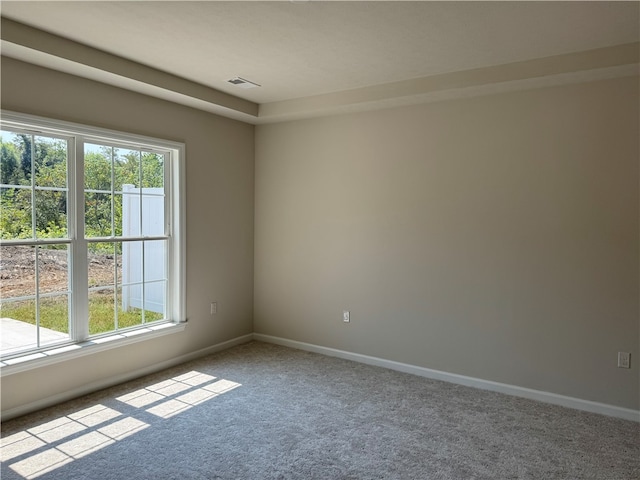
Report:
617,352,630,369
210,302,217,315
343,310,350,323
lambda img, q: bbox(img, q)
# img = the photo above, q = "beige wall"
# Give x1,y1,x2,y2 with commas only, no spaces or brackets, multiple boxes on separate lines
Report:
1,57,255,413
1,55,638,415
255,76,639,410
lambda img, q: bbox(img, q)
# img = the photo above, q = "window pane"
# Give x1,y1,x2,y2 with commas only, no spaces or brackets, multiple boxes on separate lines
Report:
0,299,36,355
1,130,30,186
88,243,120,335
144,240,166,282
0,187,32,239
121,240,143,313
39,295,70,344
118,286,143,328
140,241,166,321
144,281,166,321
85,144,112,191
89,287,116,335
115,149,141,190
85,192,112,238
38,245,69,294
141,189,164,236
141,153,164,188
113,192,124,238
0,245,35,298
35,189,67,239
34,136,67,189
88,243,116,288
120,190,141,237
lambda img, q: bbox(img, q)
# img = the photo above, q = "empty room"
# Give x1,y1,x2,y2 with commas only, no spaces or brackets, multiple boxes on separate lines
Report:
0,1,638,479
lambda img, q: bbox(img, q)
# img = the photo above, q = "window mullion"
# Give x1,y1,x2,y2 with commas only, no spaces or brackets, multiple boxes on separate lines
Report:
30,135,36,239
35,246,41,347
71,138,89,341
29,135,41,346
111,148,119,331
164,152,171,320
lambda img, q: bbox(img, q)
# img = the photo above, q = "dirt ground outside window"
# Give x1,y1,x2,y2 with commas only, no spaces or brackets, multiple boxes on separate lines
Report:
1,246,117,299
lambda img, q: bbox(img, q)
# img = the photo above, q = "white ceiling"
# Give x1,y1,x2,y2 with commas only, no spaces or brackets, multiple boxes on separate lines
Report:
1,1,639,122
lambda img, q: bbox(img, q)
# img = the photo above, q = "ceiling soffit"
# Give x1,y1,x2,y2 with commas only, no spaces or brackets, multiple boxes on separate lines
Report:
1,18,638,125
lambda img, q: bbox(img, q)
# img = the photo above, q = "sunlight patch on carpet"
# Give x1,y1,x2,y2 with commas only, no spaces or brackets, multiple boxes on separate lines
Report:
1,370,241,478
116,370,241,419
144,377,241,419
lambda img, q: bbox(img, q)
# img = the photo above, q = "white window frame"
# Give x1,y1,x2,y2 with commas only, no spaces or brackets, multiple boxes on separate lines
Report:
0,111,187,375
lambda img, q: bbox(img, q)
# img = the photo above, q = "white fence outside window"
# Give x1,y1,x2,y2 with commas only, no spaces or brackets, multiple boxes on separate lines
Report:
121,184,166,314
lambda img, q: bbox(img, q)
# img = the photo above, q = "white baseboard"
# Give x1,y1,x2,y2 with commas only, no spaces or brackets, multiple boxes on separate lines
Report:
253,333,640,423
4,332,637,423
1,333,253,421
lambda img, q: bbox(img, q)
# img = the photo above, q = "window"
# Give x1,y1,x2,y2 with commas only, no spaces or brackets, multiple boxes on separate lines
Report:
0,111,185,363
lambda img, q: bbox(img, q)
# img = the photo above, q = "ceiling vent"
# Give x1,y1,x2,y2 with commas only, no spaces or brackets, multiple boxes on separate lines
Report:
227,77,261,89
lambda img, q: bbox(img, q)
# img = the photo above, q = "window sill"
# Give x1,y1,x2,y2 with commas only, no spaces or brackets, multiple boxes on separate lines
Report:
0,321,187,377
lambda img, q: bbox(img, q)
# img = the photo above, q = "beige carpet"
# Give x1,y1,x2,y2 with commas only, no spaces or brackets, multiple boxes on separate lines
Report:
1,341,639,479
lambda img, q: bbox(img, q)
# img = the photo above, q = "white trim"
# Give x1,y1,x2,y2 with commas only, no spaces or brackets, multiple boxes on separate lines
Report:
72,137,88,342
1,322,187,376
173,142,187,323
1,110,185,151
3,332,637,423
253,334,640,423
0,333,253,421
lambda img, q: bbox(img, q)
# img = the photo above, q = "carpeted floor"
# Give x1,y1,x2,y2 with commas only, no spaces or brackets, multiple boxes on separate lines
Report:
1,341,639,479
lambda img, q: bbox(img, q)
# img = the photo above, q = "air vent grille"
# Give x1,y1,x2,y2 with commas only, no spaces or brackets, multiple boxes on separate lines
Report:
227,77,261,89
